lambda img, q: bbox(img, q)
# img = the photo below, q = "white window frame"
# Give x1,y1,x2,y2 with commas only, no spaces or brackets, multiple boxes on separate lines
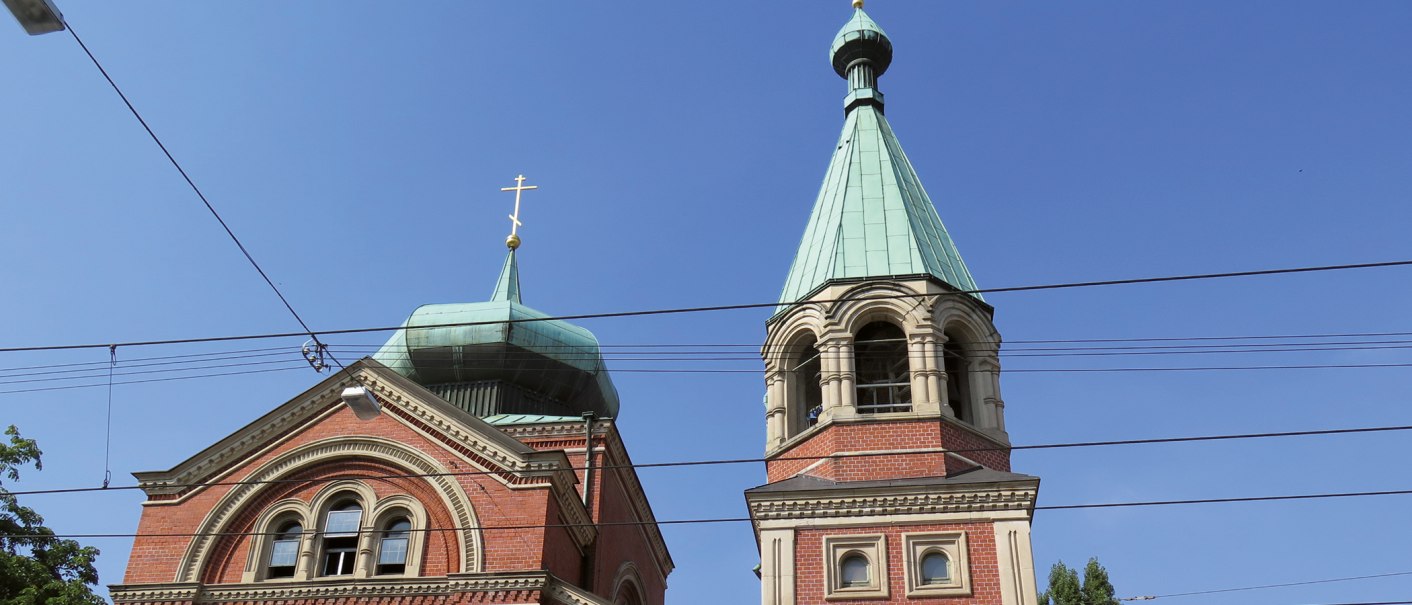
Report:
822,534,888,600
903,531,971,597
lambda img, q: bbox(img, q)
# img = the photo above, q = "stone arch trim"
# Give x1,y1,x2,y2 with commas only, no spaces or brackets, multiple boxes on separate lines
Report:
178,436,482,582
829,282,931,335
610,561,647,605
932,297,1000,354
763,304,826,372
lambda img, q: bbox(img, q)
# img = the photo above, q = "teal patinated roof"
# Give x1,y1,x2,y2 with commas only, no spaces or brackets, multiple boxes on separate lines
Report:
490,250,522,303
777,7,980,308
373,249,619,418
830,7,892,77
483,413,584,426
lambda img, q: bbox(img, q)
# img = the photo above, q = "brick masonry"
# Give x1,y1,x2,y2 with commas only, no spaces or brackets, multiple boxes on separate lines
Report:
116,390,668,605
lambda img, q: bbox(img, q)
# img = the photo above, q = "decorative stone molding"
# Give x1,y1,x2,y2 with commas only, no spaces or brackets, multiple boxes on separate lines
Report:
111,571,580,603
176,436,482,583
547,578,616,605
748,483,1038,522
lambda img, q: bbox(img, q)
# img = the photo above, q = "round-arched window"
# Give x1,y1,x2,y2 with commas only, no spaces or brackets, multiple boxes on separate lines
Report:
267,520,302,579
920,550,951,585
321,500,362,576
840,553,871,587
854,322,911,413
377,517,412,575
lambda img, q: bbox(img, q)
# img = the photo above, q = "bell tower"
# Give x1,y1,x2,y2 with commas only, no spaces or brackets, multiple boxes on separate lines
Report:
746,3,1041,604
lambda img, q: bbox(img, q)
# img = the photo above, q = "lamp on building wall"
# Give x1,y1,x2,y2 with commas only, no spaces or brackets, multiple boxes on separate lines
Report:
4,0,64,35
341,386,381,420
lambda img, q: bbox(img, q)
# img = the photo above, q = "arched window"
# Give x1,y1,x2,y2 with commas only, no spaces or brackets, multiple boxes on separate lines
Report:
840,553,871,587
267,521,302,579
376,517,412,575
920,551,951,585
787,335,822,435
854,322,910,413
321,500,362,577
943,332,971,423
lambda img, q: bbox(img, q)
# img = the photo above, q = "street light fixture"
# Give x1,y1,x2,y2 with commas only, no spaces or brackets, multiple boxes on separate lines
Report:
4,0,64,35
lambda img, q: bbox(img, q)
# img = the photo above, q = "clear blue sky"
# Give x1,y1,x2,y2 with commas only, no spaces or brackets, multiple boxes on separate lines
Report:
4,2,1412,603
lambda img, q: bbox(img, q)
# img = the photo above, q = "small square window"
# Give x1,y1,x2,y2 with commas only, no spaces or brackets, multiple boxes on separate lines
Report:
903,532,970,597
822,534,888,600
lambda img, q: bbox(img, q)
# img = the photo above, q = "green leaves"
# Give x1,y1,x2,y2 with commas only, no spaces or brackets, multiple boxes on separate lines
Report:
0,425,104,605
1040,558,1117,605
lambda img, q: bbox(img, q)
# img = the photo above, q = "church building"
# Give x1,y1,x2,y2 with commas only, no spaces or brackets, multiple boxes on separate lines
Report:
108,193,673,604
745,3,1042,604
109,3,1039,604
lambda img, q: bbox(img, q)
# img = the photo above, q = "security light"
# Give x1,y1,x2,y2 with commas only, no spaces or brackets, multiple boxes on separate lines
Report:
340,386,381,420
4,0,64,35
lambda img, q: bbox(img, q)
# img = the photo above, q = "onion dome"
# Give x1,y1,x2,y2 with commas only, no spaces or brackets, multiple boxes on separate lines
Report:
373,249,619,419
830,3,893,79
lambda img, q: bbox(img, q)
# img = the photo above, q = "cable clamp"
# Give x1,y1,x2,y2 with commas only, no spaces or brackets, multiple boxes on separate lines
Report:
302,339,329,373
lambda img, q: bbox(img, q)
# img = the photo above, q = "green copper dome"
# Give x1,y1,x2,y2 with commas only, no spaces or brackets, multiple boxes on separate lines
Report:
373,249,620,418
777,6,980,310
830,7,892,78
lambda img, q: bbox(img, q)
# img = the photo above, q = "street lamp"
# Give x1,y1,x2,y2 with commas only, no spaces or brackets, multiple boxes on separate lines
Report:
4,0,64,35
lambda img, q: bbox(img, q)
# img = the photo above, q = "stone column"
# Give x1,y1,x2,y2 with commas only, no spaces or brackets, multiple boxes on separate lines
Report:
765,371,786,448
924,336,943,411
994,520,1039,605
295,532,316,580
759,528,797,605
908,335,929,407
837,339,857,411
977,358,1002,430
819,340,842,422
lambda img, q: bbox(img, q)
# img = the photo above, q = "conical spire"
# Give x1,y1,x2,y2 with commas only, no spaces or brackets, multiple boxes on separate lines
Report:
489,249,522,303
777,5,980,307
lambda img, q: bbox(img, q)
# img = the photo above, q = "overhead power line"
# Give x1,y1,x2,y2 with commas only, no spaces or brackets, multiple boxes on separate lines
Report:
63,22,342,375
8,486,1412,540
3,259,1412,354
1121,569,1412,601
10,423,1411,497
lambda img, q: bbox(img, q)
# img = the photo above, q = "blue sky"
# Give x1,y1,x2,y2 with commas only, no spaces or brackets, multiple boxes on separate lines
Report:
3,2,1412,603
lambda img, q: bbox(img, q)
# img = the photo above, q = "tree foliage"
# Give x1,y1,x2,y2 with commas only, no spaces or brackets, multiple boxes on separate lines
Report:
1039,558,1117,605
0,425,104,605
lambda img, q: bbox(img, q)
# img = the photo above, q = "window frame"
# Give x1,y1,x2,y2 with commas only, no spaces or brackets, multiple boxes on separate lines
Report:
902,531,970,597
822,534,888,600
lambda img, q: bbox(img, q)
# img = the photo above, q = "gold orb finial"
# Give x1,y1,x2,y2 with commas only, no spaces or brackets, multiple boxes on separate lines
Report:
852,0,863,8
506,233,521,250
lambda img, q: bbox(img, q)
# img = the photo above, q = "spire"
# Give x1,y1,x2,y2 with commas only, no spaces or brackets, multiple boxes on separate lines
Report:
490,249,522,303
777,5,980,308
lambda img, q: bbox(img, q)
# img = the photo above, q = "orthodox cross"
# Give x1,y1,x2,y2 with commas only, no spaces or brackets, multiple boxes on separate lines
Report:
500,174,537,249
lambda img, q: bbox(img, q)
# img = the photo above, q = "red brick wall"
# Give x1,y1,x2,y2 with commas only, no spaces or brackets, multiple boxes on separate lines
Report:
766,419,1012,483
521,428,669,605
794,522,1002,605
123,403,561,584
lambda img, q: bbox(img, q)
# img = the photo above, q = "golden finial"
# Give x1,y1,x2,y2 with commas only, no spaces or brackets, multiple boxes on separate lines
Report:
500,174,538,250
852,0,864,8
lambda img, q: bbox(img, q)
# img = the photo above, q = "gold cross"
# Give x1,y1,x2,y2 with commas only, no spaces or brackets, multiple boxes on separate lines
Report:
500,174,537,249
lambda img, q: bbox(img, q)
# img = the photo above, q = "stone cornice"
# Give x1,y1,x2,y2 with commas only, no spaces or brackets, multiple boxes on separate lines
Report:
745,481,1039,523
109,571,603,603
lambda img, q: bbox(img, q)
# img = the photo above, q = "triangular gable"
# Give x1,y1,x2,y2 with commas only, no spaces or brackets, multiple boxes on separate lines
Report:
133,358,577,499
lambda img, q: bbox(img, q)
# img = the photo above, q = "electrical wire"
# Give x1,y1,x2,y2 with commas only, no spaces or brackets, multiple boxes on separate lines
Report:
64,23,327,356
7,486,1412,540
1120,569,1412,601
10,423,1410,497
4,259,1412,354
